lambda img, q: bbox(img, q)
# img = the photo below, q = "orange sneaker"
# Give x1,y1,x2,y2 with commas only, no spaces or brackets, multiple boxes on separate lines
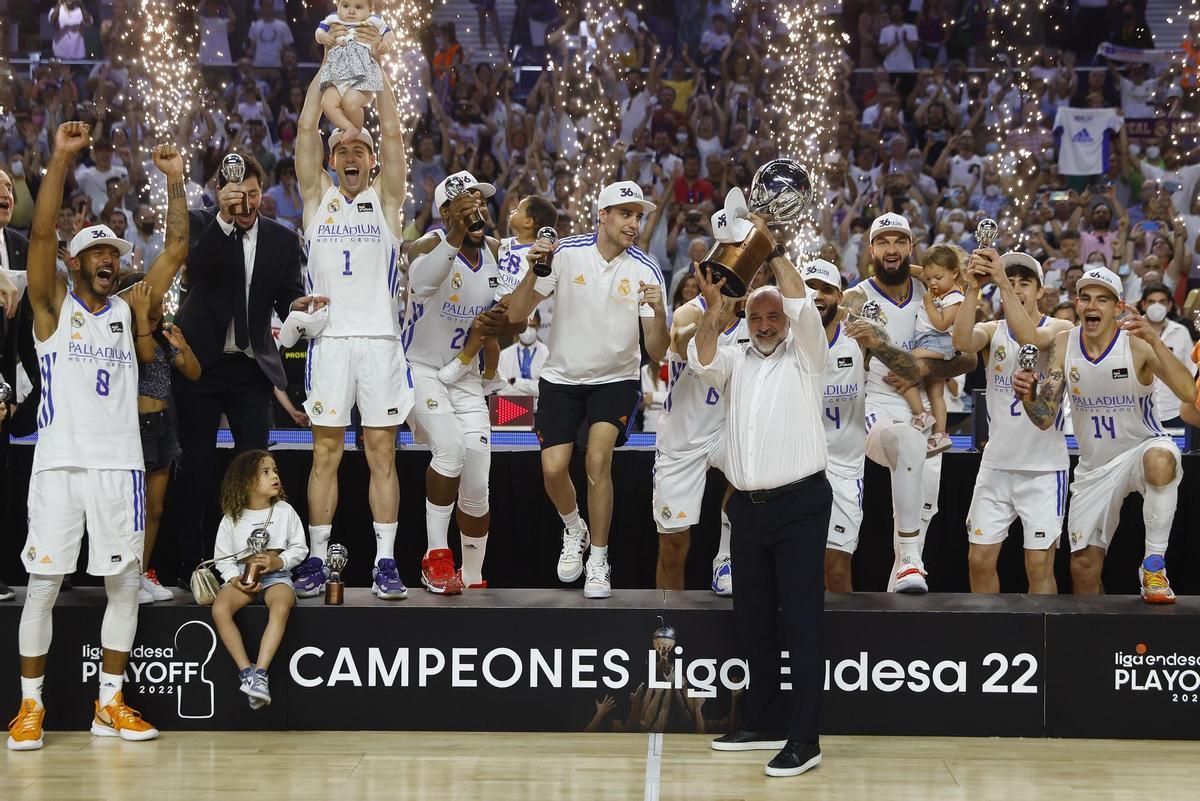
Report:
7,699,45,751
91,693,159,741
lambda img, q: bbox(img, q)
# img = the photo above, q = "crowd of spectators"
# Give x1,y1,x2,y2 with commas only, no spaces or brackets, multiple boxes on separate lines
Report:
3,0,1200,433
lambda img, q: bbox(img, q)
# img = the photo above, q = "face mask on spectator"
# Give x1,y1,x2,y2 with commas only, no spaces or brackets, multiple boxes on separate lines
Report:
1145,302,1168,322
675,131,689,144
1146,146,1160,159
1128,143,1141,157
985,184,1001,198
950,220,965,236
518,328,539,345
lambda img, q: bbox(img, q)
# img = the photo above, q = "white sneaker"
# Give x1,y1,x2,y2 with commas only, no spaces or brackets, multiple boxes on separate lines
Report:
583,559,611,599
711,553,733,596
893,558,929,593
557,523,591,582
141,570,174,601
137,586,153,605
437,357,474,385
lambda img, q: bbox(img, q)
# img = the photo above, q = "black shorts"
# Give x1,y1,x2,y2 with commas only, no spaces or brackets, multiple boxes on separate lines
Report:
140,409,181,473
535,379,642,449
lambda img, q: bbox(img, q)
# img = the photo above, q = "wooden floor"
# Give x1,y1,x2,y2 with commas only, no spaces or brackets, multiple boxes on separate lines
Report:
4,731,1199,800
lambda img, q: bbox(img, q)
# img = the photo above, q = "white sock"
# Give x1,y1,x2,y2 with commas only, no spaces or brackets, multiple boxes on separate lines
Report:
426,500,454,554
1143,483,1175,559
588,544,608,565
560,507,581,530
717,509,732,556
898,537,922,562
98,671,123,707
373,521,398,564
460,532,489,586
309,524,332,562
20,675,44,706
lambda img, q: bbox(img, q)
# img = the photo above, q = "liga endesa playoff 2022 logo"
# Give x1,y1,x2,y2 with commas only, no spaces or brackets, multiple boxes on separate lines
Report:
1113,641,1200,702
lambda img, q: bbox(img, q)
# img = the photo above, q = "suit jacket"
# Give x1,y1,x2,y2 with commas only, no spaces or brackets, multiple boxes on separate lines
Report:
176,211,304,390
0,228,37,437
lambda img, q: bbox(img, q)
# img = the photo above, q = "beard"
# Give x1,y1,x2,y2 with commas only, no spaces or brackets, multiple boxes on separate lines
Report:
872,254,911,286
820,304,838,328
751,333,781,356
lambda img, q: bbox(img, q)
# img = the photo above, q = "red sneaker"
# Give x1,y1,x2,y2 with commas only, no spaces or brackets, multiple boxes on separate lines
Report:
421,549,464,595
467,580,488,589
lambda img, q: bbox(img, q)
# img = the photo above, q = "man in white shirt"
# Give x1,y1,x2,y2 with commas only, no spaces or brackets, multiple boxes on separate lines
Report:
74,140,128,214
878,4,918,73
690,222,829,779
497,312,548,400
932,131,984,191
506,181,670,600
1115,62,1159,118
1137,283,1197,428
247,0,294,69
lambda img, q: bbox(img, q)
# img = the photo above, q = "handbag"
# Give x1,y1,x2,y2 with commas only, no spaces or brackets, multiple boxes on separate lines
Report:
190,504,277,605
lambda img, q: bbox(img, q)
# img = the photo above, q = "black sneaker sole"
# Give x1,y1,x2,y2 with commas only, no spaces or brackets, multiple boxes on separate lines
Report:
711,738,788,752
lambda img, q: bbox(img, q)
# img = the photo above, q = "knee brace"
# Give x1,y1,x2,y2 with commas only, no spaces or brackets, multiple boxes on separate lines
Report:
456,434,491,518
19,574,64,657
425,414,467,479
101,565,141,653
883,426,926,533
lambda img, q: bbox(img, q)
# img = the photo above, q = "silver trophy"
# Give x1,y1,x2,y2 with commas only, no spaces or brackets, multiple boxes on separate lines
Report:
0,380,12,406
444,175,486,232
1016,344,1040,401
325,543,348,605
846,299,891,343
975,218,999,249
242,527,271,585
219,153,249,216
860,300,883,322
531,226,558,277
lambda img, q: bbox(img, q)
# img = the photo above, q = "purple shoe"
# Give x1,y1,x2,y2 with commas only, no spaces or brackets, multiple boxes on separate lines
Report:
293,557,328,598
372,558,408,600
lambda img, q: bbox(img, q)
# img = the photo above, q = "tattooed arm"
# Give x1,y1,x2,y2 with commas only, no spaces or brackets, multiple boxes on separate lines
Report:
1017,329,1068,430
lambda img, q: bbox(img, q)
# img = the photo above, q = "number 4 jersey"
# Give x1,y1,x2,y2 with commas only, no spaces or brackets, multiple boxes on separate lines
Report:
33,293,142,473
823,323,866,478
1066,326,1166,473
304,184,402,338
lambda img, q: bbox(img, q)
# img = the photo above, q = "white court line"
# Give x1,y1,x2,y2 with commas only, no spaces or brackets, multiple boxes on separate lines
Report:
644,732,663,801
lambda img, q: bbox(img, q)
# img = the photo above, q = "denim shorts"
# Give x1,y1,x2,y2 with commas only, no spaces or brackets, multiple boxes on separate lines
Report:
913,329,956,360
139,410,181,472
255,569,295,603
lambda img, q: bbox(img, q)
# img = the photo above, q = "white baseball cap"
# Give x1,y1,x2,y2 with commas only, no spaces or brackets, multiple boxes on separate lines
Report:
328,128,375,153
433,170,497,211
596,181,657,214
68,224,133,259
869,213,912,242
1075,266,1124,300
802,258,842,289
1001,251,1044,285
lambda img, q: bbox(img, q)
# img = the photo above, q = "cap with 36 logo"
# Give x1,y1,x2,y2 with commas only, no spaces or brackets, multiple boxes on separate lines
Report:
597,181,657,214
802,259,842,289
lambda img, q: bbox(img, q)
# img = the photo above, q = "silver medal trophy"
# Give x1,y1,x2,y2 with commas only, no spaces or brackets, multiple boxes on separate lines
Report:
1016,344,1040,401
444,175,487,232
242,527,271,585
975,218,999,249
531,226,558,277
219,153,249,216
325,543,348,605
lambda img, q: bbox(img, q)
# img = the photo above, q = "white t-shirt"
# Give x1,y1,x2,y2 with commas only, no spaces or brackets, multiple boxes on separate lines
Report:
532,233,664,385
1139,161,1200,217
50,4,86,60
947,154,984,191
1119,76,1158,118
879,24,917,72
213,501,309,584
248,17,294,68
619,92,653,144
1052,107,1122,176
74,163,128,213
916,289,964,335
1153,319,1197,423
199,13,234,65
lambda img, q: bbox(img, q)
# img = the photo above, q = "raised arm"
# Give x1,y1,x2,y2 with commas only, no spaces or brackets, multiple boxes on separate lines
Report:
951,263,993,354
1127,315,1199,405
375,74,408,240
1018,329,1067,429
297,71,332,228
136,144,188,307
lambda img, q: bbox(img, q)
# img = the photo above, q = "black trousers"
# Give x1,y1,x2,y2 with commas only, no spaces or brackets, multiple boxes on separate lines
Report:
726,473,832,743
173,353,273,573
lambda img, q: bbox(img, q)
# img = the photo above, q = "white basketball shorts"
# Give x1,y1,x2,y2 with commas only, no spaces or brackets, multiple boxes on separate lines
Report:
652,434,727,533
304,336,415,428
966,466,1067,550
826,472,865,554
1067,438,1182,553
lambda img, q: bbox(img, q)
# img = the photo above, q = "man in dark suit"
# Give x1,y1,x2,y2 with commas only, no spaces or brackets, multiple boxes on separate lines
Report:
172,152,324,576
0,167,29,601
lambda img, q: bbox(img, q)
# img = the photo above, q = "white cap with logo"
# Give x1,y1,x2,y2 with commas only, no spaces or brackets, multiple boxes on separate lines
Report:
1075,266,1124,300
433,170,497,211
328,128,375,152
1000,251,1044,285
68,224,133,258
802,258,842,289
596,181,657,214
869,213,912,242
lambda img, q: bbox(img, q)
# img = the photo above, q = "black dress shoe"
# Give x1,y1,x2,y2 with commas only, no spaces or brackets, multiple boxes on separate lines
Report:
765,740,821,777
0,579,14,601
711,729,788,751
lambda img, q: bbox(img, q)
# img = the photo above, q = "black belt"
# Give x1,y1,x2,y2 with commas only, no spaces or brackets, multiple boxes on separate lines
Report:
741,471,826,504
139,409,171,418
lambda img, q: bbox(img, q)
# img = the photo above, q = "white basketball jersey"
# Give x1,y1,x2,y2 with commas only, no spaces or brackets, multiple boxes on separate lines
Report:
1066,327,1166,473
860,277,926,414
33,293,142,473
656,296,747,456
823,323,867,478
304,185,401,338
495,236,531,300
981,320,1069,472
402,230,499,370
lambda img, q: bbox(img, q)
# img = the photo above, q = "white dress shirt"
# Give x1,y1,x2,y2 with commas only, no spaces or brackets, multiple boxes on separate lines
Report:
688,294,828,491
497,340,549,397
216,214,258,356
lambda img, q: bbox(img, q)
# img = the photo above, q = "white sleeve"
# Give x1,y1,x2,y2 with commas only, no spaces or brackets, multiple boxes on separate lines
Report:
214,516,241,583
407,236,459,296
1107,109,1123,133
277,503,309,571
783,296,826,372
687,336,733,389
532,249,561,297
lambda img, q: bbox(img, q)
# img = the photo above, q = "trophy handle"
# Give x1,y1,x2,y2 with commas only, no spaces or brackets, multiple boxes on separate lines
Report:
243,561,263,586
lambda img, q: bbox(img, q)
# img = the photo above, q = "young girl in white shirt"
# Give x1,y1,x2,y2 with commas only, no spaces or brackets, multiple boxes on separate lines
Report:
908,244,965,455
210,450,308,710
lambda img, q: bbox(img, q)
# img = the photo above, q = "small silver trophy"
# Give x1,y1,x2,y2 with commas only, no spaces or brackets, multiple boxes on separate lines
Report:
975,218,999,249
242,527,271,585
861,300,883,322
219,153,249,216
1016,344,1040,401
846,299,891,343
0,379,12,406
444,175,486,232
531,226,558,277
325,543,348,605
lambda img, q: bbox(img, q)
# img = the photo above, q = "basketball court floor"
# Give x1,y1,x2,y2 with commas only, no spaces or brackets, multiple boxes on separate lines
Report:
3,730,1198,800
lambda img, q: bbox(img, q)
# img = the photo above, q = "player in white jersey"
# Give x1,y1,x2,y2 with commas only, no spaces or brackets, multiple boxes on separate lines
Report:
652,266,774,595
951,250,1073,594
9,123,187,750
802,260,867,592
1015,267,1197,603
293,69,413,600
403,170,525,593
842,214,976,593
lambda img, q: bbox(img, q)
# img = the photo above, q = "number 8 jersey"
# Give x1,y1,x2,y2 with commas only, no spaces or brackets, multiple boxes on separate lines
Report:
33,293,142,473
1065,327,1166,473
304,184,402,338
